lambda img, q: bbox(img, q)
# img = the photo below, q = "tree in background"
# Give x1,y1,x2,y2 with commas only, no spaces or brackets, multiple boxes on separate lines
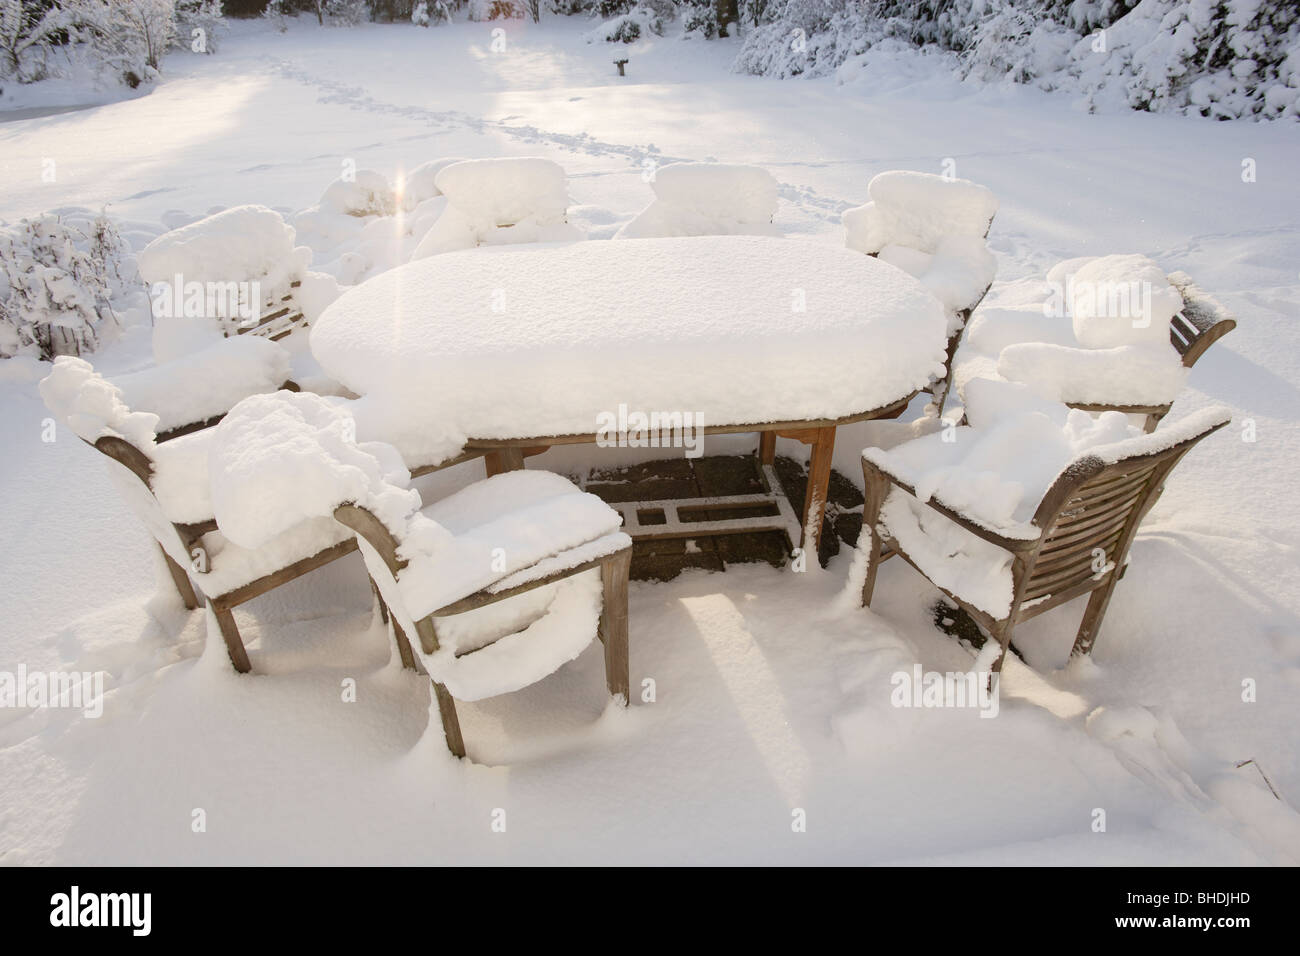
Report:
0,0,67,82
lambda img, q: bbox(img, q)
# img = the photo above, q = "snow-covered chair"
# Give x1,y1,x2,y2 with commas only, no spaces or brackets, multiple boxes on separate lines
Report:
138,204,341,349
208,391,634,759
39,353,357,672
410,157,583,259
858,381,1230,679
955,260,1237,433
107,336,299,442
613,163,780,239
843,171,999,413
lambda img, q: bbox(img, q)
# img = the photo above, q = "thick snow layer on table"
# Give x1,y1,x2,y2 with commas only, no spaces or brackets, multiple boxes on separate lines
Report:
615,163,780,239
312,236,948,462
110,337,291,433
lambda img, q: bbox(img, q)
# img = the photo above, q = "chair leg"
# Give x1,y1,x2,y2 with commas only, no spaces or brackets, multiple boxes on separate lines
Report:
369,578,389,625
161,545,199,610
431,681,466,758
390,618,417,671
987,621,1016,692
860,467,889,607
1072,577,1120,658
209,601,251,674
599,549,632,703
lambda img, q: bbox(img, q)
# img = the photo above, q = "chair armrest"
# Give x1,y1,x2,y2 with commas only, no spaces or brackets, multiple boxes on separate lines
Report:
861,456,1040,553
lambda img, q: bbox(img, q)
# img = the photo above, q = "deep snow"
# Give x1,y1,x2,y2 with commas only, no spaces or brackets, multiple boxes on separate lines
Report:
2,17,1299,865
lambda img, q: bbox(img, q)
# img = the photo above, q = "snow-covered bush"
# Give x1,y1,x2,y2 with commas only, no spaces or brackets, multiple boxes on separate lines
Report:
0,0,68,82
173,0,225,54
468,0,524,20
734,0,1300,121
0,212,136,360
65,0,176,85
586,4,666,42
323,0,368,23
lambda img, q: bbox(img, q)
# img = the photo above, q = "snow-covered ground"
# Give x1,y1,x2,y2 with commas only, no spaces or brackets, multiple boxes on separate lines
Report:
3,18,1300,865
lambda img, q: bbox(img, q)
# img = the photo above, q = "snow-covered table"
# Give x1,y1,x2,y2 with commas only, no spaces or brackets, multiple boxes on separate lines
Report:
311,236,948,556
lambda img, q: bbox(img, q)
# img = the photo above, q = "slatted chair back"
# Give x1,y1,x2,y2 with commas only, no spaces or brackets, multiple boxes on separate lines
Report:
1012,415,1231,649
233,279,307,342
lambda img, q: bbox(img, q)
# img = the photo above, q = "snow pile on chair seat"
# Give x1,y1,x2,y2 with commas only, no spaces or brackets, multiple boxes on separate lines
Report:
39,360,354,596
209,392,626,612
209,390,627,699
411,157,583,259
954,256,1190,407
843,170,998,316
614,163,780,239
209,391,422,552
997,341,1188,408
311,236,949,461
425,570,605,701
881,490,1017,617
110,337,291,433
867,379,1142,537
866,383,1230,618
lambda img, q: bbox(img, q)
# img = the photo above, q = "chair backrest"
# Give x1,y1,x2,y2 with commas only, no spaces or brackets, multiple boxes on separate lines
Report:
1018,413,1230,609
235,279,306,342
1167,273,1237,368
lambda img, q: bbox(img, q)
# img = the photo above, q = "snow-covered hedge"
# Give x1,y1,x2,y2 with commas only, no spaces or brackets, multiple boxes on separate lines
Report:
0,212,136,360
734,0,1300,121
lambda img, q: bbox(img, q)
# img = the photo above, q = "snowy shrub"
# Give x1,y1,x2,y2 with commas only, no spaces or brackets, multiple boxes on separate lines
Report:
586,5,666,42
0,213,135,360
261,0,288,29
734,0,1300,121
411,0,428,22
322,0,369,24
681,0,717,39
173,0,225,54
0,0,68,82
65,0,177,84
468,0,524,20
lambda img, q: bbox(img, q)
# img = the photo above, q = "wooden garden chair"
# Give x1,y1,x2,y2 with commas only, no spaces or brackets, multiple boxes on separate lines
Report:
1063,273,1237,432
843,170,999,415
333,485,633,759
40,357,358,672
859,408,1230,679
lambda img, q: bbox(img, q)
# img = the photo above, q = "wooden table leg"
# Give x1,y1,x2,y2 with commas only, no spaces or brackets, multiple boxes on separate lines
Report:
799,426,836,559
484,447,526,477
758,431,776,466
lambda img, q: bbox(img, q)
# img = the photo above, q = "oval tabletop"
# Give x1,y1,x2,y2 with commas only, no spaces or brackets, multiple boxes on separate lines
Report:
310,236,948,461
